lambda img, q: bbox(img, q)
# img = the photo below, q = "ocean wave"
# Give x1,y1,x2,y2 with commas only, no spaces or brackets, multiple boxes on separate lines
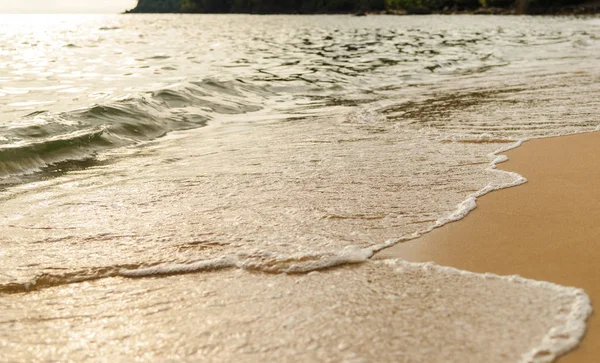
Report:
0,246,374,294
0,79,268,182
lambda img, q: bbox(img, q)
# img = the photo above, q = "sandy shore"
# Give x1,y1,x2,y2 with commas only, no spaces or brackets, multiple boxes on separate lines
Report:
376,131,600,362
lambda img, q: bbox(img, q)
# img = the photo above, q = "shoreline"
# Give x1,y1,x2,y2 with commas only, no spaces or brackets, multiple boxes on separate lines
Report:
375,131,600,362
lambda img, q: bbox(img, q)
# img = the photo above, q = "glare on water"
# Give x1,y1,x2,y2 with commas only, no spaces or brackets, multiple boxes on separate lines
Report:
0,13,597,362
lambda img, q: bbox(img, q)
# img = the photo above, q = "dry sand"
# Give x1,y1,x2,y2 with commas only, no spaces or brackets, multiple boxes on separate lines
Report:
376,131,600,362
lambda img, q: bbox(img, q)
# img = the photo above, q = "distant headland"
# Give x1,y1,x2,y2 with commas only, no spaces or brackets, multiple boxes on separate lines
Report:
125,0,600,15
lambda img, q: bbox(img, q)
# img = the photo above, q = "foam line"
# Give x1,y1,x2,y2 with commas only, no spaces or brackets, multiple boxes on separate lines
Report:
118,246,374,277
382,259,592,363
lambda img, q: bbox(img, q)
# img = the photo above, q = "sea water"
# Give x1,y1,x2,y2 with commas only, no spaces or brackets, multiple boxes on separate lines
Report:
0,14,598,361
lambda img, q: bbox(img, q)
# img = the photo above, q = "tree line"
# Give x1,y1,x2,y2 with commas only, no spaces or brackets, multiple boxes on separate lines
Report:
127,0,593,14
181,0,385,13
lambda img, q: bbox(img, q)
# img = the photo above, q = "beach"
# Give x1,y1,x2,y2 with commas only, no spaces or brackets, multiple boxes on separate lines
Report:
376,131,600,362
0,14,598,361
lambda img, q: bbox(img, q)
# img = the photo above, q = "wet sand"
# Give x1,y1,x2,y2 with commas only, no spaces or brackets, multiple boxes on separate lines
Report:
376,131,600,362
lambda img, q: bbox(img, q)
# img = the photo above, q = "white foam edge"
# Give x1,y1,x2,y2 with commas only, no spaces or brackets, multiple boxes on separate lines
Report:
120,254,591,363
430,139,527,228
381,259,592,363
373,127,600,254
119,245,374,277
117,134,593,360
370,139,527,253
119,135,574,277
364,136,592,360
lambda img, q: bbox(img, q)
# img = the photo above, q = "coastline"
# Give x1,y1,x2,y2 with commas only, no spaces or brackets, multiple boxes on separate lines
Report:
124,9,600,15
375,131,600,362
1,12,598,362
124,3,600,15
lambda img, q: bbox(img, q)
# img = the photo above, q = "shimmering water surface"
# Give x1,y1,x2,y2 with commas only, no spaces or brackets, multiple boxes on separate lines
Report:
0,14,598,361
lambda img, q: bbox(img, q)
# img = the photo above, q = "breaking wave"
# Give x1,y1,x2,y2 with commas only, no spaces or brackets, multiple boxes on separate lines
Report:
0,79,268,181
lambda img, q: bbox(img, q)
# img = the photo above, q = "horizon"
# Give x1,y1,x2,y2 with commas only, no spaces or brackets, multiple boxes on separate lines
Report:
0,0,137,13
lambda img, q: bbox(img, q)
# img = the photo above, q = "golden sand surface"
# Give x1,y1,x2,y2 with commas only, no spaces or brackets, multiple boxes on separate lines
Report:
376,131,600,362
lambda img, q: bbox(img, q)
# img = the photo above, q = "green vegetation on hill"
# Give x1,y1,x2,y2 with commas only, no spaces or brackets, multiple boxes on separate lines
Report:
128,0,182,13
126,0,596,14
180,0,386,13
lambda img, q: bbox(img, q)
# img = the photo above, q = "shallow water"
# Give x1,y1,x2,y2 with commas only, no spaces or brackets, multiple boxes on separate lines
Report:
2,14,598,181
0,14,598,361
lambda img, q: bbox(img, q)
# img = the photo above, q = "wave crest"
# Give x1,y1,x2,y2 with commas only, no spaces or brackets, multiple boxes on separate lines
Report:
0,79,269,182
